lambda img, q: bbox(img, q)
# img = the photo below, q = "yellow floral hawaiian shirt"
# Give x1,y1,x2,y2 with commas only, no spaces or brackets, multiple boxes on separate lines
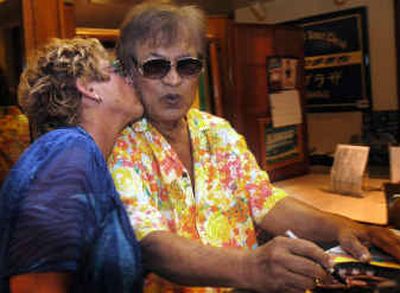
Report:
109,109,287,293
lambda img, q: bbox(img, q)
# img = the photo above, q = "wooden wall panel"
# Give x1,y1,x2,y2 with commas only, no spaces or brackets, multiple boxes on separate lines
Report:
395,0,400,111
63,2,76,38
206,17,233,121
22,0,66,57
230,24,308,182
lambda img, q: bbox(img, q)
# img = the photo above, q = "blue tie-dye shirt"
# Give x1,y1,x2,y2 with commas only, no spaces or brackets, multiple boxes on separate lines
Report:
0,127,142,293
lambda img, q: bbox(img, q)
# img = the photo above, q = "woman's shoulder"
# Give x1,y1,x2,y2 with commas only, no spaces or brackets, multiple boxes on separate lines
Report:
21,127,98,167
3,127,102,192
29,127,98,157
35,127,93,146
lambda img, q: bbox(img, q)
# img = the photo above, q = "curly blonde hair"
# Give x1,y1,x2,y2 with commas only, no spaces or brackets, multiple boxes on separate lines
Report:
18,37,110,138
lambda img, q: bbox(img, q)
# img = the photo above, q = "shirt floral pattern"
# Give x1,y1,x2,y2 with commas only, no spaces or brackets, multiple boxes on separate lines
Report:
109,109,287,293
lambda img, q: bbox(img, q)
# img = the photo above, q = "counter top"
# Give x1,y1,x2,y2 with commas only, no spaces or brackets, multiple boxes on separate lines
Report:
274,173,388,225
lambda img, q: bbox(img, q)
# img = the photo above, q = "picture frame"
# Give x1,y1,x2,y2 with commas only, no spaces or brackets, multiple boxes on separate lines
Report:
286,7,371,112
258,118,304,171
266,56,299,92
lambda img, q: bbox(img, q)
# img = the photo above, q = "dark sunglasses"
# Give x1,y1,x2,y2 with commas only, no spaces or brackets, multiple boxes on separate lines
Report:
134,57,203,79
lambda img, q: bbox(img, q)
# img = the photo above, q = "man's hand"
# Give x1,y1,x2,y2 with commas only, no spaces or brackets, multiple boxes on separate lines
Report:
337,224,400,262
261,197,400,263
244,236,331,293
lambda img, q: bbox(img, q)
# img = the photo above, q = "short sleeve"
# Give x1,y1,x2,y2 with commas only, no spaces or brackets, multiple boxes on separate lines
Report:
109,149,170,241
231,133,288,225
7,141,97,276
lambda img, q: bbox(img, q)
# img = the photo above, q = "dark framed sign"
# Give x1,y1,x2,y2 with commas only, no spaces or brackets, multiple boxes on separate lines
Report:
258,118,304,171
287,7,371,112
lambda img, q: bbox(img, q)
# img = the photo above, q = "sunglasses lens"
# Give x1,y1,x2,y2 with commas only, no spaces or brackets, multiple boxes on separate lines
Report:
177,58,203,77
141,59,171,79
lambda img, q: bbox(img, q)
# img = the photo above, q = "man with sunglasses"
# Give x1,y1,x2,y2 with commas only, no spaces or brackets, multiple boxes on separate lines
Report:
109,1,400,292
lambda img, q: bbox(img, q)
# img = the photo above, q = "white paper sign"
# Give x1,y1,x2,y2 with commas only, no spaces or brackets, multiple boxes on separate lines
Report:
330,144,370,196
390,146,400,183
270,90,302,128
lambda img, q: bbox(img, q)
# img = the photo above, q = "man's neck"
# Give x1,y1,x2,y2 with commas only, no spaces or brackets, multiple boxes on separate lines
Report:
151,118,187,143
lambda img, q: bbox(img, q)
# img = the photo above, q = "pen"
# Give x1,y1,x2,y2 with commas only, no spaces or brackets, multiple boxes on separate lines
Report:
284,230,347,285
285,229,298,239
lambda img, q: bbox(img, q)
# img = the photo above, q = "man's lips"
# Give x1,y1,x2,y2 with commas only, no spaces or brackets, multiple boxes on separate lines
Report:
161,94,182,106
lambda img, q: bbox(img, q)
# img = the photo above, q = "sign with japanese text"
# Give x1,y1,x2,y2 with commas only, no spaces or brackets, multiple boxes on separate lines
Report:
288,7,371,112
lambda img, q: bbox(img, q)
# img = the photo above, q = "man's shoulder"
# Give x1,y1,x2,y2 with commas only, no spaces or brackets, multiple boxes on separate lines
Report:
188,109,233,132
189,109,243,142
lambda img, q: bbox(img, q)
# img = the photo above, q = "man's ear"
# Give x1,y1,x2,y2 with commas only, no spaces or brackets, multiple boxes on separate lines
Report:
76,79,96,99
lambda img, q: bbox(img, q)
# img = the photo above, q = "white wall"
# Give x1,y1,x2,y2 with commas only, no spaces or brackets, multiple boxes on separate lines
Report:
236,0,398,156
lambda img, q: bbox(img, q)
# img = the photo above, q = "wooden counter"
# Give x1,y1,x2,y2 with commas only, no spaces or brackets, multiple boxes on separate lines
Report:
274,173,388,225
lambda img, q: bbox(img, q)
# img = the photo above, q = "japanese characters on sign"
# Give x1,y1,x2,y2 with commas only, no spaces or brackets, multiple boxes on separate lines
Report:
289,7,371,112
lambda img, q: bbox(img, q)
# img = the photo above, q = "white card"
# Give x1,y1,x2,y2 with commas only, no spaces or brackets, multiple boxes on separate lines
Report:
330,144,370,196
270,90,302,128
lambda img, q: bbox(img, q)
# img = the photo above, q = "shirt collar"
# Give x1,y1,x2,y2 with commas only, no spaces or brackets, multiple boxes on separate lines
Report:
187,109,209,133
131,117,149,133
131,109,209,133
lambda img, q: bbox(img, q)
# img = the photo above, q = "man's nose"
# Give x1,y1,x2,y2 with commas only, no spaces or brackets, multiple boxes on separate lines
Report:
162,66,182,87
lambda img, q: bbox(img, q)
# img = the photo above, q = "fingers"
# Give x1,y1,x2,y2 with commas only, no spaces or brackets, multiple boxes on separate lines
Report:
269,252,327,292
368,226,400,260
279,269,317,292
339,225,400,262
339,231,371,262
282,252,328,280
256,237,330,292
286,237,332,271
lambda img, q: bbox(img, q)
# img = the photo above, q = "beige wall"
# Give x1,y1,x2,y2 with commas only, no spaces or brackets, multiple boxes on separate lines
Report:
235,0,398,156
307,112,363,155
